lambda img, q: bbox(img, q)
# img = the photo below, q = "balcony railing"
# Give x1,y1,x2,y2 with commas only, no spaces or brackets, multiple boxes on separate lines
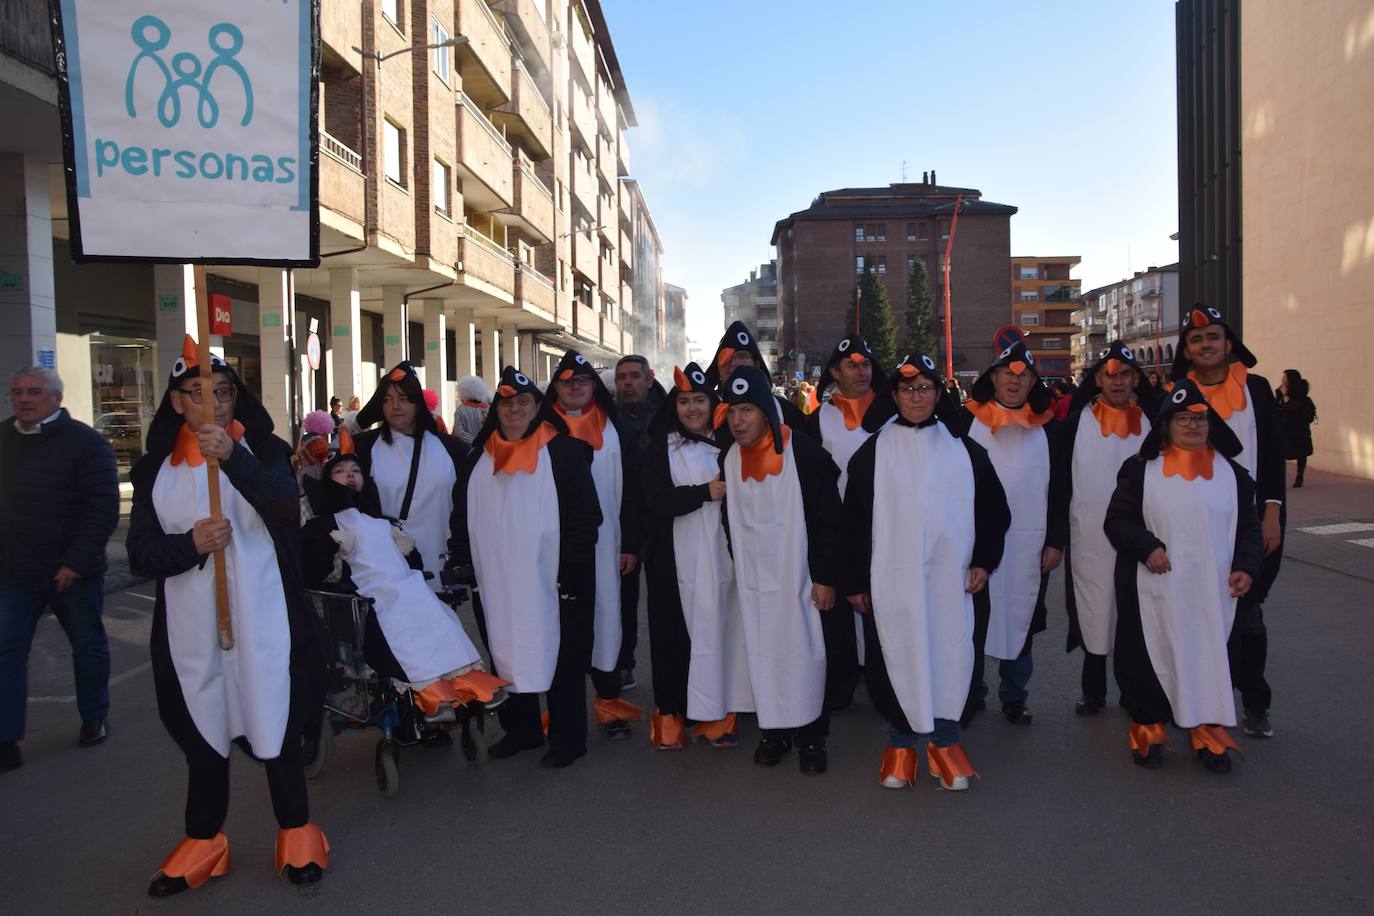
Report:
460,225,516,296
515,263,555,319
569,17,595,88
321,131,363,173
1,1,54,72
492,0,550,73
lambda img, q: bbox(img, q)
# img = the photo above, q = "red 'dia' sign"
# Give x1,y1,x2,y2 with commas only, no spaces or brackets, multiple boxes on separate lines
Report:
209,293,232,335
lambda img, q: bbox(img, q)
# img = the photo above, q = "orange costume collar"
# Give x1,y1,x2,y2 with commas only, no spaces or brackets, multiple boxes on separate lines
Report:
967,399,1053,434
1162,445,1215,480
738,426,791,481
827,390,874,431
171,421,245,467
1091,400,1143,438
484,421,558,475
1188,362,1249,420
555,402,606,451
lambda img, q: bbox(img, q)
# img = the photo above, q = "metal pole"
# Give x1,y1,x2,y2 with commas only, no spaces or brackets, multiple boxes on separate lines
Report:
942,194,964,379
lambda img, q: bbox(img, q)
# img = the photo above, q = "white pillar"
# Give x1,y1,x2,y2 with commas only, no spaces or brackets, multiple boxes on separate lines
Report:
258,268,293,436
420,299,451,424
153,264,224,381
480,315,499,388
329,267,362,403
520,332,538,383
501,322,518,373
452,307,476,378
382,285,406,368
0,155,56,377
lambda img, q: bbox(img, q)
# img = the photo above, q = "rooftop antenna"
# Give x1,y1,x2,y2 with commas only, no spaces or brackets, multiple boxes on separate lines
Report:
900,160,908,181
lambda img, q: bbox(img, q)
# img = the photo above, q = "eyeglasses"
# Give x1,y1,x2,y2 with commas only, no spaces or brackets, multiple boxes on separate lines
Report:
555,377,593,387
175,385,235,405
1171,414,1209,428
382,395,414,407
894,383,939,398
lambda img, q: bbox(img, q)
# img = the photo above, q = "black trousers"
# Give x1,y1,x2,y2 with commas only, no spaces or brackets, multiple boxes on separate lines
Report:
185,738,309,839
1081,651,1108,699
618,567,641,672
823,605,861,709
498,669,587,754
1228,599,1271,713
762,711,829,748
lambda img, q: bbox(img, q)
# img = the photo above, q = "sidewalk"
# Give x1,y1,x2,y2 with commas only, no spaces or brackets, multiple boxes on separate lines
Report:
103,515,141,594
1276,466,1374,583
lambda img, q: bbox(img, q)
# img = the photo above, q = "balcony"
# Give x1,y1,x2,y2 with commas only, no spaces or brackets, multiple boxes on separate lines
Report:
572,228,598,283
569,84,597,153
514,264,555,323
501,156,554,244
570,159,598,223
319,132,365,230
617,132,630,177
1,0,53,72
569,17,595,89
619,226,633,269
602,314,621,352
491,61,552,159
320,0,362,73
596,131,616,185
597,79,618,133
455,0,512,107
459,225,516,300
491,0,550,74
574,302,600,343
456,93,513,212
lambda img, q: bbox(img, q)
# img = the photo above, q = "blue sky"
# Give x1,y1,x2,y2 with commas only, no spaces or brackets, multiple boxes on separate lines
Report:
601,0,1181,356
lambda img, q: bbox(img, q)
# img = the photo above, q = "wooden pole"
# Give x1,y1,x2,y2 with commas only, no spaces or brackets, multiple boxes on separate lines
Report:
193,265,234,650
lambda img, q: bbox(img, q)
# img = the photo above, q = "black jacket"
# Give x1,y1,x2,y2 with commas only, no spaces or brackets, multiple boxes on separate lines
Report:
0,410,119,582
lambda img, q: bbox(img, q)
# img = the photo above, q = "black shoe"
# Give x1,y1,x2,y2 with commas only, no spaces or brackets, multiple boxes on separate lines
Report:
1132,745,1163,769
1198,748,1232,773
147,874,190,898
1242,710,1274,738
538,746,586,769
78,719,108,747
753,737,792,767
798,745,828,775
489,734,543,759
620,669,637,690
300,734,320,767
1075,696,1106,717
1002,702,1033,725
286,862,324,885
0,740,21,772
604,718,632,740
1293,475,1304,488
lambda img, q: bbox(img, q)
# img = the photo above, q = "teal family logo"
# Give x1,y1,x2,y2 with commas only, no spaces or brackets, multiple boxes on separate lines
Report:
124,15,253,129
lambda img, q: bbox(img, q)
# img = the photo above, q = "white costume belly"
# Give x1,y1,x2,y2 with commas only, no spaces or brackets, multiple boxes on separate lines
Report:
587,422,624,672
372,431,456,592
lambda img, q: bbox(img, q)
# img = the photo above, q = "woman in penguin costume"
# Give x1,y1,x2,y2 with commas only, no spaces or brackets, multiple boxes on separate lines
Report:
1060,341,1155,716
126,336,329,896
640,364,754,750
705,320,808,432
299,439,506,717
542,350,645,737
351,362,469,593
718,366,844,775
448,367,604,769
1104,379,1263,773
946,340,1068,727
1170,304,1284,739
841,350,1010,791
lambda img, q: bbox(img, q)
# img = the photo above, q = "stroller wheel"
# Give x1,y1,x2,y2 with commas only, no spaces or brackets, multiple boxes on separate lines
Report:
375,741,400,797
461,714,489,765
304,721,335,780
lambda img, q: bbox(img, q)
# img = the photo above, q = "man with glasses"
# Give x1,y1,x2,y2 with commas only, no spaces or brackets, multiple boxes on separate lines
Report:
546,351,643,739
0,367,118,773
127,337,328,895
704,321,808,432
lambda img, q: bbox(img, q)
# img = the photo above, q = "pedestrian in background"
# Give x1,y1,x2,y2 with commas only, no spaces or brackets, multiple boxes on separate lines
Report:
613,355,663,689
0,367,119,772
1276,369,1316,488
452,375,491,447
328,397,343,429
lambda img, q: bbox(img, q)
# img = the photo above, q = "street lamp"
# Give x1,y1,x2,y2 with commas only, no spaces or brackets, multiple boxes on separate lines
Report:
352,34,469,66
939,195,973,379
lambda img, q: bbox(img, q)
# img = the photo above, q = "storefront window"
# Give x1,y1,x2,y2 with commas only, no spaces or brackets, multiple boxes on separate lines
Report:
89,335,158,479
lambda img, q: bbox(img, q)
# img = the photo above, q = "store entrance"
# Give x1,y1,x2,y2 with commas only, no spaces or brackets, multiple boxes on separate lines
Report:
89,334,158,480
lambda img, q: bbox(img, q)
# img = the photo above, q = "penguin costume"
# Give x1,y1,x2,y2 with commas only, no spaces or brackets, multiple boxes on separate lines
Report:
640,364,754,750
1170,305,1285,736
351,362,469,593
1061,341,1155,715
704,321,808,433
543,350,644,735
126,336,328,896
718,367,844,774
841,350,1010,790
299,443,506,716
448,367,604,768
947,340,1068,725
1104,379,1263,772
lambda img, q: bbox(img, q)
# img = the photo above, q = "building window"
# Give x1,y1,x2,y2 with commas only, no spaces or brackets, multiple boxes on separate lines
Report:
1018,265,1038,280
383,120,405,186
876,255,887,273
907,255,916,273
855,225,865,242
1019,313,1040,326
1020,290,1039,301
938,219,950,240
855,256,866,273
876,223,886,241
432,19,451,83
432,159,450,215
1042,337,1064,349
381,0,401,29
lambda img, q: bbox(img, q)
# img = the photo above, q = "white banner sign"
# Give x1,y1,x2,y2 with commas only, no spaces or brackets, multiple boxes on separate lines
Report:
54,0,319,265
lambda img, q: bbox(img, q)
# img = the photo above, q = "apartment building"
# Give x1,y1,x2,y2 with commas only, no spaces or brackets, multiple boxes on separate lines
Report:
0,0,666,468
1084,265,1180,378
1070,284,1111,375
1009,256,1081,380
662,283,688,370
721,261,779,371
772,177,1016,379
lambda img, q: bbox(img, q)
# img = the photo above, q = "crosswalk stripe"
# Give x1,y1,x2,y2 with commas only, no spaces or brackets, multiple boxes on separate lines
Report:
1348,538,1374,549
1299,522,1374,536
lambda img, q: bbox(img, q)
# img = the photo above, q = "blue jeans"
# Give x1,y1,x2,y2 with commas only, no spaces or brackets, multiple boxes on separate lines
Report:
887,719,959,749
979,650,1034,705
0,576,109,742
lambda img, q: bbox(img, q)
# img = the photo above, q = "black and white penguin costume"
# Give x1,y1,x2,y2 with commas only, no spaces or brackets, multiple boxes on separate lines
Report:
543,350,644,728
1170,305,1285,725
1104,380,1263,769
299,449,504,715
947,340,1068,723
705,320,808,434
1061,341,1155,710
126,336,328,893
448,367,604,765
641,364,754,748
352,362,469,593
718,367,844,764
841,350,1010,789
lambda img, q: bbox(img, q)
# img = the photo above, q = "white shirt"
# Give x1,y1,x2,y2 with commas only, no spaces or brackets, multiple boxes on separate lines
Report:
16,409,63,435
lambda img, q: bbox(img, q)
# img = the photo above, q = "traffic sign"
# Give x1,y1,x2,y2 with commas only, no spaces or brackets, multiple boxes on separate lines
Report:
993,325,1024,352
306,332,321,370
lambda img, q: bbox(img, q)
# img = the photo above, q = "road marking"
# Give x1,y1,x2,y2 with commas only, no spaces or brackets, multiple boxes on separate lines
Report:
1299,522,1374,535
122,591,156,602
1349,539,1374,549
28,661,153,704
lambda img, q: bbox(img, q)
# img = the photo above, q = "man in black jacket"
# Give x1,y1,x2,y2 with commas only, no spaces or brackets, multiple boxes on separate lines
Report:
0,367,118,772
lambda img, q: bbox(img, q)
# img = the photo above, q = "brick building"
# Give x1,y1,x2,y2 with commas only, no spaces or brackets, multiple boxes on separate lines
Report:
720,261,779,370
1010,255,1081,380
770,177,1016,379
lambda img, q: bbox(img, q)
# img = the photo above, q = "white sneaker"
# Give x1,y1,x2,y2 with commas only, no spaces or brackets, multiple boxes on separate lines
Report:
880,774,909,789
930,770,970,791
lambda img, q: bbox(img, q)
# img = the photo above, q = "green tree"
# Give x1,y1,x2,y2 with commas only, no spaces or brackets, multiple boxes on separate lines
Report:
903,257,938,356
843,264,897,371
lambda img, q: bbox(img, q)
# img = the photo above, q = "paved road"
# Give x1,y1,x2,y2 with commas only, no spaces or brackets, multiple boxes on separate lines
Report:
4,469,1372,914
